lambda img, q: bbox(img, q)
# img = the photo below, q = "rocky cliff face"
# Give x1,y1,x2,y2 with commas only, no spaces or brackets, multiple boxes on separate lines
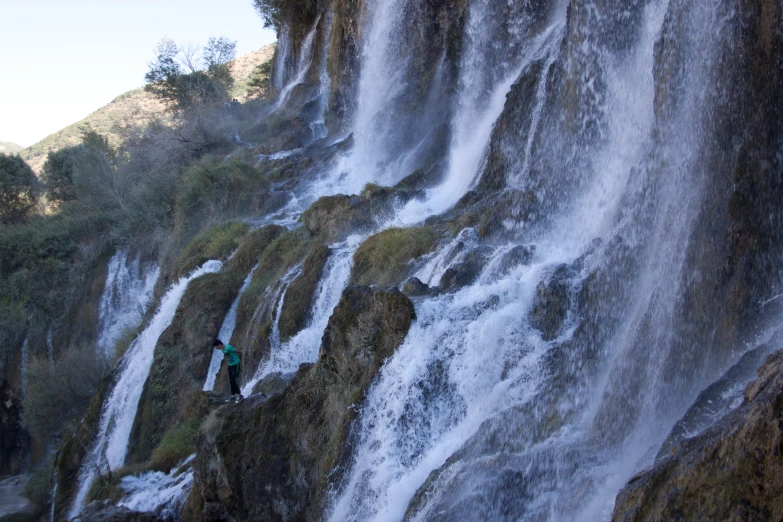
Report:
191,286,414,521
612,349,783,521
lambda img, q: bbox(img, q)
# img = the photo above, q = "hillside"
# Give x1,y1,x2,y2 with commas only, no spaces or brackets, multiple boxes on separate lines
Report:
20,45,275,173
0,142,23,154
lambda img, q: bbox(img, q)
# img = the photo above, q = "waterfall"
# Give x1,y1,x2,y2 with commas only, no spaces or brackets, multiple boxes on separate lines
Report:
97,250,159,357
309,8,334,141
203,264,259,391
68,260,223,519
398,1,565,224
273,16,321,113
273,24,291,91
325,0,765,519
243,236,359,395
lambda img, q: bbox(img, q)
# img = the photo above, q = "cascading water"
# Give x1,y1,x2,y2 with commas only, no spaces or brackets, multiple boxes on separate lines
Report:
273,16,320,113
97,250,159,357
325,0,767,520
309,8,334,141
117,456,195,518
273,24,291,91
203,264,259,391
68,260,223,519
243,236,359,395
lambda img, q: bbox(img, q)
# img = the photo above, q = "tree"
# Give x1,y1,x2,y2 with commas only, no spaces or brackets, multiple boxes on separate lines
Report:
247,59,273,98
144,37,237,110
42,148,79,204
144,38,183,105
0,154,37,225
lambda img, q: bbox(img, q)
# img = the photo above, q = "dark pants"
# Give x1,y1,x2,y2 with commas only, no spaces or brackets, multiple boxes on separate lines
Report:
228,364,241,395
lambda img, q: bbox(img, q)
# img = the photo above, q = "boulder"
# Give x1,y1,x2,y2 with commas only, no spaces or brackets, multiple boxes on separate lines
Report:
611,349,783,522
402,277,432,297
438,247,492,293
192,286,415,522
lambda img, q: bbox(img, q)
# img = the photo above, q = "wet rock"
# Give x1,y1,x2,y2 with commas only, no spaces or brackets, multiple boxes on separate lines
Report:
250,371,296,398
402,277,432,297
528,264,574,341
438,247,492,293
278,244,330,342
192,286,414,522
612,349,783,522
498,245,536,274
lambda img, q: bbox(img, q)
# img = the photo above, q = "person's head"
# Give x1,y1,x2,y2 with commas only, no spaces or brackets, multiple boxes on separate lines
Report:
212,339,224,350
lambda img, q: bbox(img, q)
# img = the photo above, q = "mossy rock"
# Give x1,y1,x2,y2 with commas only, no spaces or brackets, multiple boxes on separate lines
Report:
278,244,330,342
174,222,249,279
226,225,285,275
300,194,373,242
127,271,241,466
192,286,415,521
351,227,439,287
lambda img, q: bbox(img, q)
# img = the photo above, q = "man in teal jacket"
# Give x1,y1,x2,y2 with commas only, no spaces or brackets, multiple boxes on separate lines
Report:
213,339,243,401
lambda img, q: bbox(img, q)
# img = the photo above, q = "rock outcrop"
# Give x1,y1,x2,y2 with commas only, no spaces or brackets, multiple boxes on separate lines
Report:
191,286,415,521
612,349,783,521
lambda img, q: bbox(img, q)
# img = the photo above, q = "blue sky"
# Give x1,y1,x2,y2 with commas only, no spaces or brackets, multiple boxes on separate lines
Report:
0,0,276,147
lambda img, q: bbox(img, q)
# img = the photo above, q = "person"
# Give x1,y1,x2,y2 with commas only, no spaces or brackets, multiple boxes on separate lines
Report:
213,339,243,402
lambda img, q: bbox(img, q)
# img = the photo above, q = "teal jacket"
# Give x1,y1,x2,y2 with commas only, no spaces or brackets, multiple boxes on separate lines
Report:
222,344,240,366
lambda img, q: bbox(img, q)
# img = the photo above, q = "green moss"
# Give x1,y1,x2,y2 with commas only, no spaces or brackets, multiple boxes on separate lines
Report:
174,221,249,279
351,227,439,287
149,419,200,472
226,225,284,275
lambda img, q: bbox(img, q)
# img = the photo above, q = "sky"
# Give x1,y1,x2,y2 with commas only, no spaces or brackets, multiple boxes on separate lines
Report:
0,0,277,147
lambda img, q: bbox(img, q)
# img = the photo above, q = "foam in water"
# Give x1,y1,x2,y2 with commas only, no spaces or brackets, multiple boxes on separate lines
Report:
68,260,223,519
203,264,259,391
243,236,359,395
98,250,159,357
118,456,194,518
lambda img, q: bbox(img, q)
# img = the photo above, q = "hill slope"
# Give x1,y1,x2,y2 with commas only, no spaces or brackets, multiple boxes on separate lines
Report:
21,45,275,173
0,142,23,154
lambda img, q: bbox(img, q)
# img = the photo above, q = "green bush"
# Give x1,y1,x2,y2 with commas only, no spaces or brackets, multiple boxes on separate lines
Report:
351,227,439,287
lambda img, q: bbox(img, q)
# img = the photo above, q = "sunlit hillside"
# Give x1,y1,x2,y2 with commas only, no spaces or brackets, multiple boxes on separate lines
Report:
21,45,275,173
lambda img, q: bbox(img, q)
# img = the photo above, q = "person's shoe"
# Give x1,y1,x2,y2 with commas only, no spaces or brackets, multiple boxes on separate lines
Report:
235,394,244,403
